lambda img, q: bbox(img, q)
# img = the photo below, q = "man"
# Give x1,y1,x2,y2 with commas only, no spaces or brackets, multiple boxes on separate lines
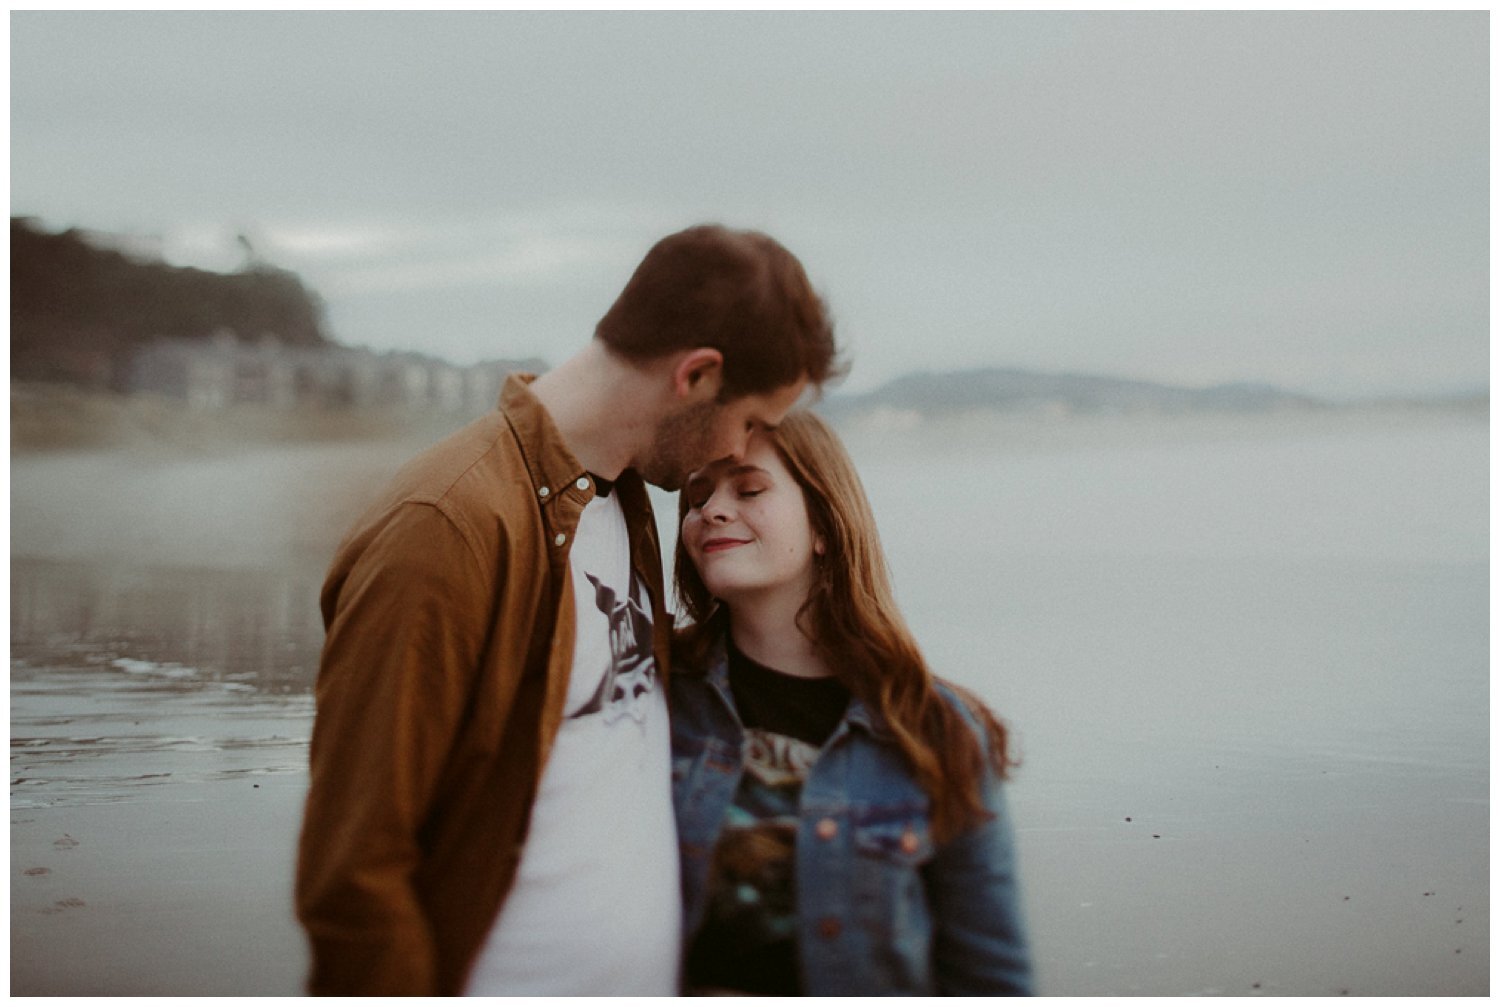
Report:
294,225,841,996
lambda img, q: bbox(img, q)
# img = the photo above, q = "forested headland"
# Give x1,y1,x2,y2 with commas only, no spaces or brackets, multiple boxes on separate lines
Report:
11,217,331,387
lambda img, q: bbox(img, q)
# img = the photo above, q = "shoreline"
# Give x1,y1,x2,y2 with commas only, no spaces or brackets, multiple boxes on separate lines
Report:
12,387,1484,572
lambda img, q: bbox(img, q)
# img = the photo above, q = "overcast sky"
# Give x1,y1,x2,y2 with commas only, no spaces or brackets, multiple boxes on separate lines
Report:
10,11,1488,397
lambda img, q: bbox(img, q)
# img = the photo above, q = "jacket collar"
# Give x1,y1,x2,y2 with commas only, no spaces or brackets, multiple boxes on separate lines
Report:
703,632,893,741
499,372,654,521
498,373,589,507
843,694,889,738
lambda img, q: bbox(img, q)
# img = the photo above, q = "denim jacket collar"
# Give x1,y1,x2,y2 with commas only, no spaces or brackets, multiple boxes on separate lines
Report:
702,633,893,741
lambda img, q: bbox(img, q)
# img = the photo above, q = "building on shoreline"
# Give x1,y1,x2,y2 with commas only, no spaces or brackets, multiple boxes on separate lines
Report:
126,332,545,415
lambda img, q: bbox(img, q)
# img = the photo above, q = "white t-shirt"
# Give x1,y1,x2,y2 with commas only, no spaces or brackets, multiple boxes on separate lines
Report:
464,483,682,995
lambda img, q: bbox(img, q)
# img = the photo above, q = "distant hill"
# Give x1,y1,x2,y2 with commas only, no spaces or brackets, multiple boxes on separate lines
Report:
818,367,1327,421
11,217,332,388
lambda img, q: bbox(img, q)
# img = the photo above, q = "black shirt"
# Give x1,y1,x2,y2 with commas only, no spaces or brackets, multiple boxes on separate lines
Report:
727,641,850,745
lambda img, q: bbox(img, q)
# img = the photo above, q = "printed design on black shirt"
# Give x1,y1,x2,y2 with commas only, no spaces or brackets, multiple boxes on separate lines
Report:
686,727,817,993
743,729,819,788
568,566,657,723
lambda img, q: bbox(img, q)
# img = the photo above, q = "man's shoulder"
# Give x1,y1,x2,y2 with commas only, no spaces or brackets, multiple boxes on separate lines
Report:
337,410,538,562
392,410,531,514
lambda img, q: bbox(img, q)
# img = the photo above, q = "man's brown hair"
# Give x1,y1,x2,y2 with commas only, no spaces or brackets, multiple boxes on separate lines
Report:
595,225,842,398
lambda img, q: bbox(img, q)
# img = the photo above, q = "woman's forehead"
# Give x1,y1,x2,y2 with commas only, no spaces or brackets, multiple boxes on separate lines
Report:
685,437,785,488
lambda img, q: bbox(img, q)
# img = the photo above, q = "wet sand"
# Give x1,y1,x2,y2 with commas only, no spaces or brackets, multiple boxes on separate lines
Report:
11,427,411,995
11,564,320,995
13,776,310,995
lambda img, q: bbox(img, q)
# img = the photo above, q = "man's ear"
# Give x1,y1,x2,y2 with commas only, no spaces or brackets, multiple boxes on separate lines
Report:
671,348,725,404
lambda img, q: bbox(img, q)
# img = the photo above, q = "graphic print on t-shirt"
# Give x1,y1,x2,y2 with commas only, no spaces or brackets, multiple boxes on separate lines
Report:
707,728,814,930
686,727,818,993
568,566,656,723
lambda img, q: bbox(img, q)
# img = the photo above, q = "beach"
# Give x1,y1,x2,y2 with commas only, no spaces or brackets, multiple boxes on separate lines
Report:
11,399,433,995
10,397,1488,995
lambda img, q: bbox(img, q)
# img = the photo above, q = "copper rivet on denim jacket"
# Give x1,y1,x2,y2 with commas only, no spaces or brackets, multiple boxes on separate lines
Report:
816,817,838,841
900,829,920,855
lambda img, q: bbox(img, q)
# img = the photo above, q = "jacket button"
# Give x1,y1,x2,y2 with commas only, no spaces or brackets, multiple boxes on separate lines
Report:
537,486,550,499
900,829,920,855
554,533,567,547
815,817,838,841
817,917,842,939
576,477,591,491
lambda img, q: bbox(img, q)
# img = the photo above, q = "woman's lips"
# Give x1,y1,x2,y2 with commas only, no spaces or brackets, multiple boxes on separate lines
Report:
700,537,750,554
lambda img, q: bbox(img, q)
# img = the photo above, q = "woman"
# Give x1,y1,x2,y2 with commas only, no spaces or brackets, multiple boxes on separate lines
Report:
669,410,1032,996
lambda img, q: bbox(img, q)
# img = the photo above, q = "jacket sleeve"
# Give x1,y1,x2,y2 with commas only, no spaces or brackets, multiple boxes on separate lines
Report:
924,769,1034,995
295,502,493,996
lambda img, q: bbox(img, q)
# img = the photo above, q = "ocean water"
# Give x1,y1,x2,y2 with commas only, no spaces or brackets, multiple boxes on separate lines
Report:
841,414,1488,996
10,411,1488,995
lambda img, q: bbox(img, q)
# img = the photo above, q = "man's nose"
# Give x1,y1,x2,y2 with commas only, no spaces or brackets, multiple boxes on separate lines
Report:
727,427,754,462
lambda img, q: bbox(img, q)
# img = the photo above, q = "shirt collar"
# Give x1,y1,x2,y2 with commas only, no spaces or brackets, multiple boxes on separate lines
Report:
499,372,590,507
704,631,891,740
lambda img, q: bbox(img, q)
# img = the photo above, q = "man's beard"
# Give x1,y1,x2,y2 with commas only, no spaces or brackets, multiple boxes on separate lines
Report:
635,399,721,491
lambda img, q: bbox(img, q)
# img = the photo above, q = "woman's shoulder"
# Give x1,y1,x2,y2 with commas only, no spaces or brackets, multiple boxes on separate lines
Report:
667,626,728,717
931,677,988,725
932,676,1014,774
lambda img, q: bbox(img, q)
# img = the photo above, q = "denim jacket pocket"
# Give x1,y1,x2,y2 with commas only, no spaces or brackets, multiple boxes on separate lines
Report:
853,810,934,867
849,807,936,991
851,806,935,922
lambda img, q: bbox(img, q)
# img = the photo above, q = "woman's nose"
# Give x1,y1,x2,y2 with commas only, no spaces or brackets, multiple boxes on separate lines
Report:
700,488,732,523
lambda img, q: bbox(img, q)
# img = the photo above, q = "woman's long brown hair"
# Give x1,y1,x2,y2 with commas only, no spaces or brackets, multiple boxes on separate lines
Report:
674,410,1013,842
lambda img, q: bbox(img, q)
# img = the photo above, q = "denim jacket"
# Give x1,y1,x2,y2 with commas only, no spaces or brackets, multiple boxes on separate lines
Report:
670,638,1033,996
